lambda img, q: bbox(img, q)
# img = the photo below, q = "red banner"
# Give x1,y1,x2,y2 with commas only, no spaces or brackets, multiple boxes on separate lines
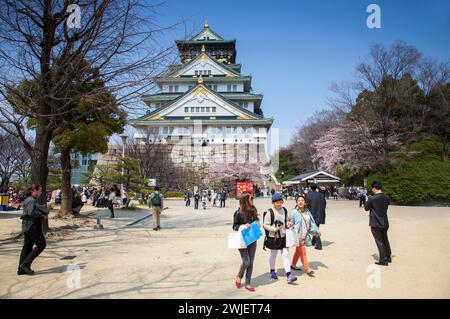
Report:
236,181,254,197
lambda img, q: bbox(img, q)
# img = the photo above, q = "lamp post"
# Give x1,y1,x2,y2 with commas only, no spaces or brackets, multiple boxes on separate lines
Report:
120,134,128,194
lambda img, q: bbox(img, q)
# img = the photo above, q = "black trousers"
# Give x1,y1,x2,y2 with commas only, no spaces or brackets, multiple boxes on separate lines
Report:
371,227,392,262
108,201,114,218
312,222,322,249
185,198,190,207
359,197,366,207
220,200,225,208
19,224,47,268
194,199,199,209
237,242,257,285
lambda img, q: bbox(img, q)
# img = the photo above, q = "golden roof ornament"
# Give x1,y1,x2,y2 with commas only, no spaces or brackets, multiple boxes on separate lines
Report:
204,20,209,28
201,44,206,53
197,74,203,84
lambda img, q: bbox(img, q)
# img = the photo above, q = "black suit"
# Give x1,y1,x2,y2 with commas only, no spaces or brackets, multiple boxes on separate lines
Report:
307,190,326,249
364,192,392,263
220,191,226,208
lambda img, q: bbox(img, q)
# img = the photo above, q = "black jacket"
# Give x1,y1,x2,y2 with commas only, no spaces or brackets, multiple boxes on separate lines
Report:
307,190,326,224
20,196,49,232
232,209,257,231
364,192,390,229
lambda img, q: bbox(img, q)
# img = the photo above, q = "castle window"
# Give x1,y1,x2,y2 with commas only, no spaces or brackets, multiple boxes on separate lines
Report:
201,107,205,112
212,107,216,112
206,107,210,112
232,85,237,92
184,107,189,113
190,107,195,112
227,85,231,92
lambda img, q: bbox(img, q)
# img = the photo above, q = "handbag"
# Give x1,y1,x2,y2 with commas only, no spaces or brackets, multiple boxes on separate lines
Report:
241,221,262,246
228,225,247,249
300,211,313,247
286,227,300,247
304,234,312,247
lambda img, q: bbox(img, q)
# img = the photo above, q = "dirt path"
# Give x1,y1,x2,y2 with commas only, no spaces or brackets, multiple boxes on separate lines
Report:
0,199,449,298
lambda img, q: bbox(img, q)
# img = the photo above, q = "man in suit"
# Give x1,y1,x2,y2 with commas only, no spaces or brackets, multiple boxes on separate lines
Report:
364,181,392,266
306,183,326,250
220,188,227,208
184,189,191,207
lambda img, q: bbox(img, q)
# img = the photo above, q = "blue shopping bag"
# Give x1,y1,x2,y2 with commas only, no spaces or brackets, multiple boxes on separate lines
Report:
241,221,262,246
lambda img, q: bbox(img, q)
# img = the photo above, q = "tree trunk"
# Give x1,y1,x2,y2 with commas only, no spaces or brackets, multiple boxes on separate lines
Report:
60,147,73,216
30,130,51,232
0,179,7,193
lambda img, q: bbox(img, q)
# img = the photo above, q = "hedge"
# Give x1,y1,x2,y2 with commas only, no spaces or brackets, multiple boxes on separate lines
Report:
367,158,450,205
163,191,184,198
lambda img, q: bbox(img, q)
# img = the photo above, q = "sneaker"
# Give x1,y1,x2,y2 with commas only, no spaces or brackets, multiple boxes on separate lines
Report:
287,274,297,284
270,271,278,280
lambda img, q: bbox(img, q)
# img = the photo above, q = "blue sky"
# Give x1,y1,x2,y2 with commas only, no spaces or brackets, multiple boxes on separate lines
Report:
137,0,450,147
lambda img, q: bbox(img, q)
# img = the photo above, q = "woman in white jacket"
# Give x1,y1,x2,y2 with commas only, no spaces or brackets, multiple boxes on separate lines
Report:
290,194,320,277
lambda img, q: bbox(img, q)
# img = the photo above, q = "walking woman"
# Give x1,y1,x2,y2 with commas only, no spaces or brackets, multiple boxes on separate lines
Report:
291,194,320,277
201,191,207,210
18,185,49,275
232,193,259,292
263,193,297,284
106,187,116,218
194,191,199,210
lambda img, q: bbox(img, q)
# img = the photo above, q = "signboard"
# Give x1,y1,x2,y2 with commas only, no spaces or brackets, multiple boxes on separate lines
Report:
148,179,157,187
236,181,254,197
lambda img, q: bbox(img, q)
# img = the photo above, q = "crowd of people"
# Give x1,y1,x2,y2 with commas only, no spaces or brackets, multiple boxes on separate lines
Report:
14,180,392,284
53,185,130,218
281,185,339,201
184,188,229,210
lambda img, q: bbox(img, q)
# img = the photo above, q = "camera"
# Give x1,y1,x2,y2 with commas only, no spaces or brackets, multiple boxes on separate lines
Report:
274,220,284,227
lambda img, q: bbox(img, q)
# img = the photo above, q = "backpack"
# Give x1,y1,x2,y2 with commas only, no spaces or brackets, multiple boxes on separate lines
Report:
262,207,288,250
151,192,161,206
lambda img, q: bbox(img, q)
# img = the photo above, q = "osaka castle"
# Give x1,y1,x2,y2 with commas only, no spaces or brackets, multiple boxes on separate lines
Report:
130,21,274,183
